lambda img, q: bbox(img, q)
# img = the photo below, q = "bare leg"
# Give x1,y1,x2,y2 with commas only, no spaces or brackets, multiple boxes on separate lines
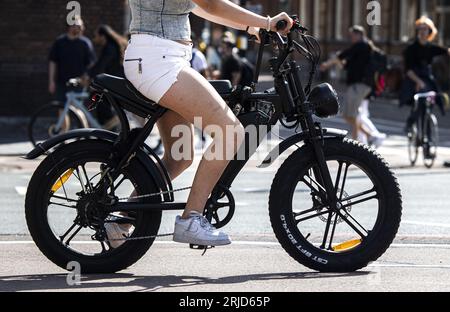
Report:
345,116,359,140
158,67,245,219
157,111,194,180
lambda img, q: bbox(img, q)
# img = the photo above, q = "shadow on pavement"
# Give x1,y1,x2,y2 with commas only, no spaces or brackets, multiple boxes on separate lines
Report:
0,271,371,292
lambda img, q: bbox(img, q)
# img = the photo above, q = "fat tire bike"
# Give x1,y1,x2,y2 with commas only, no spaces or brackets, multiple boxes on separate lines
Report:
25,18,402,274
407,91,440,169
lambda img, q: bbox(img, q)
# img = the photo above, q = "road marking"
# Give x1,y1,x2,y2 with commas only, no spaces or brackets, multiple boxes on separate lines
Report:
402,220,450,228
370,263,450,269
15,186,27,196
2,240,450,249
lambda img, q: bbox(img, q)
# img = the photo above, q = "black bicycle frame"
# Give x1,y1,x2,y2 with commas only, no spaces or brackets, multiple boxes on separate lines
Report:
105,28,341,214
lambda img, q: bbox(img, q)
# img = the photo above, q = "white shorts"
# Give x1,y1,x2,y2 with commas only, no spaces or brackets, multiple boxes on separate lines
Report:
124,34,193,103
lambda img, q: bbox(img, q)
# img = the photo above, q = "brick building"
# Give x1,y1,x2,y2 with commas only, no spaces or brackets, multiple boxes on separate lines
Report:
1,0,450,116
0,0,128,116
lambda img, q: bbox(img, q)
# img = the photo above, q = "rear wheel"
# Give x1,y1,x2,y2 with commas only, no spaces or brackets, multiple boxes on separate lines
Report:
25,140,162,273
269,139,402,272
28,102,84,147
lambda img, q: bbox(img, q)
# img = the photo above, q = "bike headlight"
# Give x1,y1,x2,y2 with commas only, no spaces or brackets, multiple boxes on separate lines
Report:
308,83,340,118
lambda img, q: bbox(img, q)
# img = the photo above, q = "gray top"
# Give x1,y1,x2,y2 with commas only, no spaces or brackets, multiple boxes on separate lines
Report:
129,0,197,41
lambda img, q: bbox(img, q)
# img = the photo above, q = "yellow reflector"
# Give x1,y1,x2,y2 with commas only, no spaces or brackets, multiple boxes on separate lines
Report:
51,169,74,193
332,239,362,252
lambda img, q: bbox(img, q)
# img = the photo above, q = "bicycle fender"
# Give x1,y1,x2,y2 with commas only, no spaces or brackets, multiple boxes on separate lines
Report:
258,128,347,168
24,128,173,201
24,128,118,159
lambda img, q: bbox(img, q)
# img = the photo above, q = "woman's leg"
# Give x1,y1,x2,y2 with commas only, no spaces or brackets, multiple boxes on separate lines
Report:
158,67,245,219
157,111,194,180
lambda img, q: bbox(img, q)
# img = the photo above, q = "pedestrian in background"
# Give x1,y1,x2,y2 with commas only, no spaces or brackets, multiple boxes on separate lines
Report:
89,24,128,78
190,33,210,78
321,26,385,145
89,24,128,126
48,16,96,103
219,33,254,87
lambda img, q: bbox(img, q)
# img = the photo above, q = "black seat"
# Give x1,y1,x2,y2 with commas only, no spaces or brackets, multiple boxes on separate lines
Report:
93,74,156,107
95,74,232,100
208,80,233,95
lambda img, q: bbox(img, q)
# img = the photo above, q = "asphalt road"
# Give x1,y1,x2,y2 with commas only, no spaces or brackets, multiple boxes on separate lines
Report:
1,116,450,292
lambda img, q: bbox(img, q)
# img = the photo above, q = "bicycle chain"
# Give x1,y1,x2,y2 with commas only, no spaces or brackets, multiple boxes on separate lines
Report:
116,186,192,201
106,186,193,242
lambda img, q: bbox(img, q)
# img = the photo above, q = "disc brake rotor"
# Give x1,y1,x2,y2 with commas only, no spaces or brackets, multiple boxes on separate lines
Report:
316,189,352,224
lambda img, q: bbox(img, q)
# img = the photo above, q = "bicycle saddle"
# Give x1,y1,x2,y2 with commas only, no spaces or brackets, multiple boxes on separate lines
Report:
93,74,156,107
94,74,233,105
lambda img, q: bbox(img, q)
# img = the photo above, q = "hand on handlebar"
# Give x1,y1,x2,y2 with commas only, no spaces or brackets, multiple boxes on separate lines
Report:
247,26,261,43
270,13,293,35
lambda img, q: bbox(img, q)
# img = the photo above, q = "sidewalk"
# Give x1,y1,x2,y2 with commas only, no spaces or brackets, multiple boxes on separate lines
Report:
1,78,450,156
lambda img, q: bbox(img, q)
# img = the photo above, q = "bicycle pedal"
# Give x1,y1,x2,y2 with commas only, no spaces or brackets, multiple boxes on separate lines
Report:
189,244,214,250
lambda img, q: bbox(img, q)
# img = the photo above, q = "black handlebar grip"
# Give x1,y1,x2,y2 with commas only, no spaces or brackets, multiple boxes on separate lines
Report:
276,20,288,31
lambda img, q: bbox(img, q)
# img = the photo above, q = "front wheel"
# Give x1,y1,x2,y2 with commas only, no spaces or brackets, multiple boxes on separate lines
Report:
28,102,85,147
269,139,402,272
423,113,439,169
408,124,419,167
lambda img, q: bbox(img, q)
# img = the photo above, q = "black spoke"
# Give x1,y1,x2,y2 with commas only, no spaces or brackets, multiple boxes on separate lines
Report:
293,204,327,218
334,161,343,192
64,225,83,246
49,201,77,209
327,213,339,250
303,174,327,194
59,221,78,242
301,176,327,203
81,164,93,192
341,189,378,209
338,162,350,200
50,194,79,203
75,167,87,193
113,175,127,192
295,210,330,224
335,210,368,238
320,210,334,249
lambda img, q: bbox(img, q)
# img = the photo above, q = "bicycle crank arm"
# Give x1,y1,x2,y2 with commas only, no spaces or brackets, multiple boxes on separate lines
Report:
106,202,186,213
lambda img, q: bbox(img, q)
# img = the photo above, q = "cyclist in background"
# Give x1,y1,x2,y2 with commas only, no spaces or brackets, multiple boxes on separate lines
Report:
48,16,96,103
400,16,450,133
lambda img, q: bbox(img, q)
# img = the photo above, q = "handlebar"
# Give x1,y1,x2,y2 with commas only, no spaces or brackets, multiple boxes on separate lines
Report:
276,20,288,32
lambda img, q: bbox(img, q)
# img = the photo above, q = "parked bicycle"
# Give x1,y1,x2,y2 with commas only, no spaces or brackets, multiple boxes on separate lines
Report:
407,91,440,168
24,18,402,274
28,78,121,147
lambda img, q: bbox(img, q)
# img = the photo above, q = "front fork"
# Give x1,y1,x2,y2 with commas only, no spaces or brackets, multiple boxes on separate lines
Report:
284,62,339,210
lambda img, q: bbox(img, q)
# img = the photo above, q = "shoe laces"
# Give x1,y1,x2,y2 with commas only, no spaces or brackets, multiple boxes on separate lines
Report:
188,214,216,232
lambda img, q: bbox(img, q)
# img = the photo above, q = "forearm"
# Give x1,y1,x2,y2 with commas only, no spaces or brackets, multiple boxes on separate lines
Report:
323,57,342,69
192,6,247,30
406,70,422,84
193,0,269,30
49,62,57,83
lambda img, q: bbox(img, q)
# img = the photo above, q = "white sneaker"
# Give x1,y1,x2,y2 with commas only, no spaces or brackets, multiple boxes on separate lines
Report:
370,133,387,149
173,212,231,246
104,223,132,249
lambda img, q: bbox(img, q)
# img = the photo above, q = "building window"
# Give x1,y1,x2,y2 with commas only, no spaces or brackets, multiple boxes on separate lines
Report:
313,0,321,38
335,0,343,40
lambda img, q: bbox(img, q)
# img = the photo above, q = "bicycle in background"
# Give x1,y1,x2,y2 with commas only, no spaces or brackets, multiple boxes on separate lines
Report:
28,78,121,147
408,91,440,168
